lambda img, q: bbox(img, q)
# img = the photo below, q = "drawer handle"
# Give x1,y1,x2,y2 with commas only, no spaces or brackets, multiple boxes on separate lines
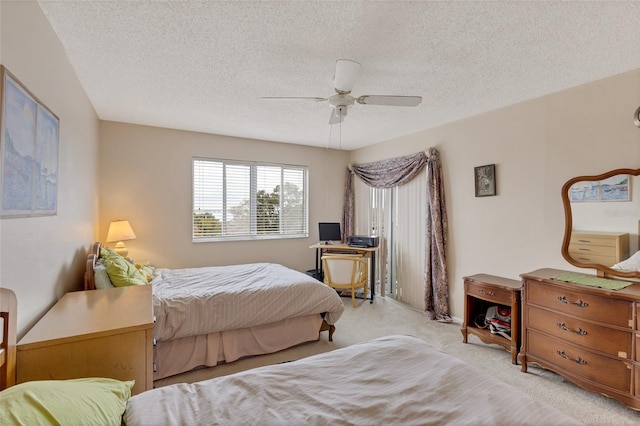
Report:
557,296,589,307
478,289,495,296
556,350,587,365
556,322,588,336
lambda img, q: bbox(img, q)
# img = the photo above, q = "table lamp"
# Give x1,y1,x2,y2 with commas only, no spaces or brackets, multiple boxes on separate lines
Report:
106,220,137,257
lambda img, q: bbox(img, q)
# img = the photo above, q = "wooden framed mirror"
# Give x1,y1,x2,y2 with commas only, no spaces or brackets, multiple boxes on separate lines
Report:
561,168,640,279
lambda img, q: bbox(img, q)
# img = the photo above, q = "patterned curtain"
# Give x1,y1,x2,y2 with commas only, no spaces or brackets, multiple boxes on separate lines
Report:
341,168,354,243
425,148,451,322
344,149,450,321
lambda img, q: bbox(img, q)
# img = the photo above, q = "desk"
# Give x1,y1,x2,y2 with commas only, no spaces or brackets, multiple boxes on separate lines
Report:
309,243,379,303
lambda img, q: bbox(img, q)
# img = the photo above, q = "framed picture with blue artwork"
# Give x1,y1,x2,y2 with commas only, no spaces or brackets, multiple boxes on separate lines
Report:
569,180,599,202
599,174,630,202
1,65,59,218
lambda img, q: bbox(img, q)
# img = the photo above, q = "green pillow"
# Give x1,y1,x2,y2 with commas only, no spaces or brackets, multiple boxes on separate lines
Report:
105,255,148,287
0,378,134,426
100,247,122,259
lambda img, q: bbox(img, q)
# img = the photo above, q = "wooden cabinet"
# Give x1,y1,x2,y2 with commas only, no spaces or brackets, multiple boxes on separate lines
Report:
519,268,640,410
17,285,153,395
461,274,521,364
569,231,629,266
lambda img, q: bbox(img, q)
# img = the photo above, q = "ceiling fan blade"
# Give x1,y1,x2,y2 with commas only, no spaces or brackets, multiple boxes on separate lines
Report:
356,95,422,107
334,59,361,93
328,108,345,125
262,97,325,102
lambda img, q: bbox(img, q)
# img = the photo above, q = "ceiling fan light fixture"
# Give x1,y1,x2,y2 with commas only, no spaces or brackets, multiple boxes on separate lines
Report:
333,59,361,93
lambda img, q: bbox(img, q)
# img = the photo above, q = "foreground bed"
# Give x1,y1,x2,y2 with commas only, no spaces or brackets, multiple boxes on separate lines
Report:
0,289,583,425
125,335,583,426
84,242,344,379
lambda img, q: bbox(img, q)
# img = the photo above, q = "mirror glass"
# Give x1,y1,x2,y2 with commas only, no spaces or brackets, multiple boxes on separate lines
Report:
561,168,640,279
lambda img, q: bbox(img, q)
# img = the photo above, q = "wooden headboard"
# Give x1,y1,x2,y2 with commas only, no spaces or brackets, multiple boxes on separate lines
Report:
0,287,17,390
84,242,102,291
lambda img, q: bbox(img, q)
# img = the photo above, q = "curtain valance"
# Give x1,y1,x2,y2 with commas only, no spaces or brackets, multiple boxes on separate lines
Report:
349,152,428,189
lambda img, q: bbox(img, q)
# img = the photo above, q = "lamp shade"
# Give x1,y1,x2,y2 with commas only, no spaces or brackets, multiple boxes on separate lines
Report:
106,220,137,243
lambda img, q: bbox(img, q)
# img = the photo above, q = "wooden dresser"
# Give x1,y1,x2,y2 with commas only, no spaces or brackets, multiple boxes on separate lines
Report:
519,268,640,410
17,285,153,395
569,231,629,267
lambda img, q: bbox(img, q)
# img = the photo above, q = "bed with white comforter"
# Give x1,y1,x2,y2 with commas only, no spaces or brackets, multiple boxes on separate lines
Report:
152,262,344,341
124,335,583,426
85,242,345,380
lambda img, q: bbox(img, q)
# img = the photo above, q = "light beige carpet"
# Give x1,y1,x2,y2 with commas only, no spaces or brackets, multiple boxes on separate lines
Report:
155,296,639,425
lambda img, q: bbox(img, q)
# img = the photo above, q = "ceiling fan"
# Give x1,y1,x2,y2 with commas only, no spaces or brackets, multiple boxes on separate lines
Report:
262,59,422,124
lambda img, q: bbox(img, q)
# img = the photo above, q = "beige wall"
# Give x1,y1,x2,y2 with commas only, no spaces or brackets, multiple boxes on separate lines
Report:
0,2,100,337
98,121,349,272
351,69,640,318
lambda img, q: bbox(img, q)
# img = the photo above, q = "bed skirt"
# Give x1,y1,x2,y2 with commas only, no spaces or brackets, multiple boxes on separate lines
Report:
154,314,323,380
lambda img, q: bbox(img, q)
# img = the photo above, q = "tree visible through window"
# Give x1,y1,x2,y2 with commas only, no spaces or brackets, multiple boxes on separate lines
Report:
193,158,308,241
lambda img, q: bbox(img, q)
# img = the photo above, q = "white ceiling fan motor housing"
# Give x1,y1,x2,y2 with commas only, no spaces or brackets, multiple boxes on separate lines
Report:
328,94,354,117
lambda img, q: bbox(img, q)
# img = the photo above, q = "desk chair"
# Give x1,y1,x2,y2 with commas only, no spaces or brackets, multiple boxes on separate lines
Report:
321,254,368,308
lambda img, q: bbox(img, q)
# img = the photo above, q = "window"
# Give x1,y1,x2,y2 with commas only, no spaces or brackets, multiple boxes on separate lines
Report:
192,158,308,241
355,170,426,307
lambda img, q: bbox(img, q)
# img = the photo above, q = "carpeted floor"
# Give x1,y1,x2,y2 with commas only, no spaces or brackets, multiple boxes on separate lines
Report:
155,296,639,425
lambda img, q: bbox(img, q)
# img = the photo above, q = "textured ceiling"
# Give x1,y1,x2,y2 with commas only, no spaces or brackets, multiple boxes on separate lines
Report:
38,1,640,151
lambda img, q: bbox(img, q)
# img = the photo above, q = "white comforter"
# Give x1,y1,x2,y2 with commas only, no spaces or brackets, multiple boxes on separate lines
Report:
124,335,583,426
151,263,344,341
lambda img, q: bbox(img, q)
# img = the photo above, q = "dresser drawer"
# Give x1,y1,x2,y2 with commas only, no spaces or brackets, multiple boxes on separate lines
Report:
570,234,619,248
466,281,512,304
567,251,616,266
527,330,631,392
526,305,631,359
526,281,632,328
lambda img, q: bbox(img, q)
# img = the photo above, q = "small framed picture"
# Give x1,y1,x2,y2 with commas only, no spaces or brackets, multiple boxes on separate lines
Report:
474,164,496,197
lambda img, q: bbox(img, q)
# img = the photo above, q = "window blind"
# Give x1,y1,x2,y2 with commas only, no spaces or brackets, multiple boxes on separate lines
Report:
193,158,308,241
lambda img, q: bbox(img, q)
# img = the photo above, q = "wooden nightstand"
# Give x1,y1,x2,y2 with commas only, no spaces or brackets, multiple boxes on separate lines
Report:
17,285,153,395
461,274,521,364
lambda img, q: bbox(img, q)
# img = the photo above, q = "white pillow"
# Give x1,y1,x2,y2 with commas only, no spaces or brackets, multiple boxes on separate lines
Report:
611,250,640,272
94,258,115,289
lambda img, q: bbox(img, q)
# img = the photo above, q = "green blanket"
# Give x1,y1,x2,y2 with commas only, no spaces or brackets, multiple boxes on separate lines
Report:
552,272,633,291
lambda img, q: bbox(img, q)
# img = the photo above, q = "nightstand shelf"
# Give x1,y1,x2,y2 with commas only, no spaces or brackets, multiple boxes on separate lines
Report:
17,285,153,395
461,274,521,364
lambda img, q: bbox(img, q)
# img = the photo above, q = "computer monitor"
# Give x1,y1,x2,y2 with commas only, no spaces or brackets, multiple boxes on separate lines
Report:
318,222,342,244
